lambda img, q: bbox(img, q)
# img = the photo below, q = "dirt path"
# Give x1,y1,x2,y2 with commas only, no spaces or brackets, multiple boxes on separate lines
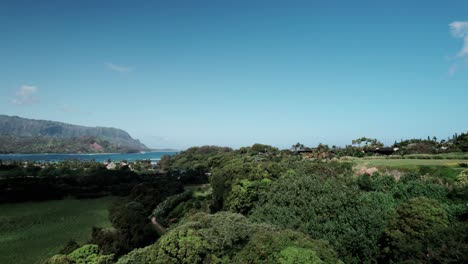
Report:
151,217,167,235
355,166,379,175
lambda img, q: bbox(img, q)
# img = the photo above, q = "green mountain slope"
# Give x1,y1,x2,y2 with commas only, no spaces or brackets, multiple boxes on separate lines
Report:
0,115,148,153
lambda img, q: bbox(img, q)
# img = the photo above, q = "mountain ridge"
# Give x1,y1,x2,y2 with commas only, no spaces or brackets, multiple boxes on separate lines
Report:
0,115,148,153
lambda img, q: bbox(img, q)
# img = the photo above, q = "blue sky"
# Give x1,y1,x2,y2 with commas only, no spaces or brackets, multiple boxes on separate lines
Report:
1,0,467,149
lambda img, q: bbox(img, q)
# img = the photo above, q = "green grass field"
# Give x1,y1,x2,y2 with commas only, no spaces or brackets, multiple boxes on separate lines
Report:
355,158,466,169
347,156,466,182
0,197,115,264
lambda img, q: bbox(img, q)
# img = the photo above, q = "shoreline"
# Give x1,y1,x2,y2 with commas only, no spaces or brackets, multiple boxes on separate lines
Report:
0,151,176,162
0,150,178,156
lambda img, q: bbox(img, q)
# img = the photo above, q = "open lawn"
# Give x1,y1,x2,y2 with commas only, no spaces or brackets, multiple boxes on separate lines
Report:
0,197,114,264
347,156,466,182
355,158,466,169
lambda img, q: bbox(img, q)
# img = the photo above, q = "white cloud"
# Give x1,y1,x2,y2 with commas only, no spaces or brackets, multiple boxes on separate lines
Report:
450,21,468,38
106,62,132,73
460,36,468,57
10,85,39,105
447,21,468,76
450,21,468,57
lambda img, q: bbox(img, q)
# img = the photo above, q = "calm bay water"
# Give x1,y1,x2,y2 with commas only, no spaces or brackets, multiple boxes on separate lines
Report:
0,151,177,162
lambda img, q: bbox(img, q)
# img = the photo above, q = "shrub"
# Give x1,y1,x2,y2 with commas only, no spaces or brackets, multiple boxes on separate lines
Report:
45,244,115,264
90,227,125,256
232,228,341,264
380,197,450,262
44,255,73,264
154,212,253,263
391,180,448,202
226,178,272,214
152,212,342,264
51,244,114,264
455,169,468,186
250,173,394,263
210,158,285,212
45,245,115,264
59,240,80,255
152,191,193,226
278,247,323,264
371,174,397,192
115,244,159,264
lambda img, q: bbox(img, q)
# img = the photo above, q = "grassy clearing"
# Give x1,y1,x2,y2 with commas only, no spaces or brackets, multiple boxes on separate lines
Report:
0,197,114,264
346,156,466,183
355,158,466,169
355,152,468,160
403,152,468,159
185,184,212,196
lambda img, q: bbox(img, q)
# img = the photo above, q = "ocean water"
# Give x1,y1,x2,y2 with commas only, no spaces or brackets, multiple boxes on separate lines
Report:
0,151,177,162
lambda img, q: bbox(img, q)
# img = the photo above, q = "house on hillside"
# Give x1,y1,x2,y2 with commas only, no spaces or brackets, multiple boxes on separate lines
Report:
296,147,314,158
296,147,336,159
106,162,116,170
296,147,314,154
366,147,395,155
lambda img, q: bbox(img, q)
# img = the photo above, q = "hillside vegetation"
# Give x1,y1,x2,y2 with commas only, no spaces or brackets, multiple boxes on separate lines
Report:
2,133,466,263
0,135,140,154
0,115,147,153
36,143,468,264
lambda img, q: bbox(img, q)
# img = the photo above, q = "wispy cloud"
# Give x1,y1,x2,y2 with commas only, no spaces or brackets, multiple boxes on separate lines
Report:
460,36,468,58
10,85,39,105
106,62,132,73
449,21,468,58
450,21,468,38
447,21,468,76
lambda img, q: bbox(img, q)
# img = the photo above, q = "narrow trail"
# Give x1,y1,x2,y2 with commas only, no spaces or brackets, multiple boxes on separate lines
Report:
151,217,167,235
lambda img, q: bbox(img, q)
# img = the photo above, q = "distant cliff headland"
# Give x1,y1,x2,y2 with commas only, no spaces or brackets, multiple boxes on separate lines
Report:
0,115,148,153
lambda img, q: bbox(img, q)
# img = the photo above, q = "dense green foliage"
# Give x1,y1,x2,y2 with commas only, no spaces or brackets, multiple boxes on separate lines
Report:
391,132,468,154
233,227,341,263
45,244,114,264
5,142,468,263
91,201,155,256
144,144,467,264
152,191,193,226
380,197,451,262
452,133,468,152
158,145,233,184
0,160,180,203
121,212,341,264
90,180,183,257
250,172,394,263
114,244,159,264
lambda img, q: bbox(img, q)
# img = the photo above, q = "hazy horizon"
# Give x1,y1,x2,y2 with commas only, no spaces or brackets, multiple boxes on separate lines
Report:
1,1,467,149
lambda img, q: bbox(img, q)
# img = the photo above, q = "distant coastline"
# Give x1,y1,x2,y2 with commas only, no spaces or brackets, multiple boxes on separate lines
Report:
0,151,177,162
148,149,179,152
